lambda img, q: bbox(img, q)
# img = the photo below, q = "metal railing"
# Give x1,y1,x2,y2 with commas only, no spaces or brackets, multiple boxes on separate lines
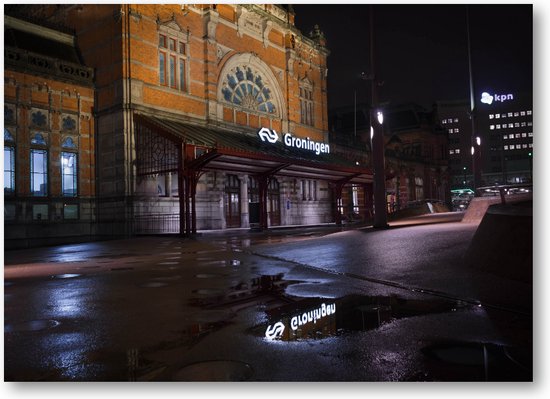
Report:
132,214,180,234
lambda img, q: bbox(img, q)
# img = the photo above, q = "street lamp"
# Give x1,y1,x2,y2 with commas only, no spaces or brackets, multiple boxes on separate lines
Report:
368,5,388,229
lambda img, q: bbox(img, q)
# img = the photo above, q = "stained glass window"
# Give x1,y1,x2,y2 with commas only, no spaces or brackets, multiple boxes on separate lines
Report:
222,67,275,114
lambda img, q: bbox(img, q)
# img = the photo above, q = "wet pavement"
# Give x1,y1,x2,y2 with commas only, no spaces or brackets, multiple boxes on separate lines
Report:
3,213,534,381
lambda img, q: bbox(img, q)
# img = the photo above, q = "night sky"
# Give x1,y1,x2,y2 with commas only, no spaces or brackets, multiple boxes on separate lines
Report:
292,3,533,111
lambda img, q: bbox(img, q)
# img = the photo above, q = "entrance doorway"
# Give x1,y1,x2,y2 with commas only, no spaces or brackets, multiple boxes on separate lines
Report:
268,178,281,226
248,176,260,226
225,174,241,227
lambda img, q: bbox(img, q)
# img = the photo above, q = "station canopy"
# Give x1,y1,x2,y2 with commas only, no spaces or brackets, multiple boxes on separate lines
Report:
134,114,373,185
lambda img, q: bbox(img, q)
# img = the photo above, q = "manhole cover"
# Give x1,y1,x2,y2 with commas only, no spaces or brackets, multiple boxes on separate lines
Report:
173,360,253,381
5,319,60,333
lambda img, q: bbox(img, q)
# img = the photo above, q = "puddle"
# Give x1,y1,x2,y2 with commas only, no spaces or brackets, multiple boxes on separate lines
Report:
421,341,532,381
172,360,253,381
189,273,292,309
259,295,470,341
5,319,60,333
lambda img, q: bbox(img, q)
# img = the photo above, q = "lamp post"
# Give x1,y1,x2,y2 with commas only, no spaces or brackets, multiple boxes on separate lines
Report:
467,6,482,191
368,5,388,228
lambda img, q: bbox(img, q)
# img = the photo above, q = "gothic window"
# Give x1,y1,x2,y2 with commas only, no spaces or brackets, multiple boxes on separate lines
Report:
159,33,187,91
299,83,314,126
221,66,276,114
4,129,15,195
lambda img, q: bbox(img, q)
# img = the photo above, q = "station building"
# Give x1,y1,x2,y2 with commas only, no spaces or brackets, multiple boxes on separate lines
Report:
4,4,373,248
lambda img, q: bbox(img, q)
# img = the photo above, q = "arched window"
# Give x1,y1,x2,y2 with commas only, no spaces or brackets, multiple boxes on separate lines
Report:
221,66,276,114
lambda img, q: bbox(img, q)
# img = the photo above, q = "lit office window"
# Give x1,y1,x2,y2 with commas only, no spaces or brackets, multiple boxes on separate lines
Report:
527,110,532,115
490,125,495,130
495,114,500,119
503,135,508,139
489,114,494,119
520,111,526,116
504,145,509,150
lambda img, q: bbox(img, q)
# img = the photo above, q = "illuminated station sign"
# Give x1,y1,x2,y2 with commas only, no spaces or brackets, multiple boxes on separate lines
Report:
257,127,330,155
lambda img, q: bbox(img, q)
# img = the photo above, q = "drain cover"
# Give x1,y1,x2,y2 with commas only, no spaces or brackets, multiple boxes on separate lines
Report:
173,360,253,381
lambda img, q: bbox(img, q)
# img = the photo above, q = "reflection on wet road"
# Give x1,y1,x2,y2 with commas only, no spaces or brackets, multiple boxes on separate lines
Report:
4,221,532,381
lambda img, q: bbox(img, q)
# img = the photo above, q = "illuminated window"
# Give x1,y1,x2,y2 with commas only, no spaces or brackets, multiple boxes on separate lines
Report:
529,143,533,148
503,135,508,139
515,134,521,139
490,125,495,130
522,144,528,149
442,119,447,124
61,152,77,197
496,124,501,129
508,123,514,128
448,128,453,134
520,111,526,116
514,123,519,127
489,114,494,119
159,33,187,91
449,149,455,155
508,112,513,117
528,132,533,137
454,118,459,123
509,145,515,150
4,129,15,195
521,122,526,127
504,145,509,150
527,122,532,126
527,110,532,115
495,114,500,119
454,128,460,133
31,149,47,196
522,133,527,138
514,112,519,117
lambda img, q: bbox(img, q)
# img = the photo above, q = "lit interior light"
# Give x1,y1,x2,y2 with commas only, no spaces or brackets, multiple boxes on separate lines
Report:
476,136,481,146
471,146,475,155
